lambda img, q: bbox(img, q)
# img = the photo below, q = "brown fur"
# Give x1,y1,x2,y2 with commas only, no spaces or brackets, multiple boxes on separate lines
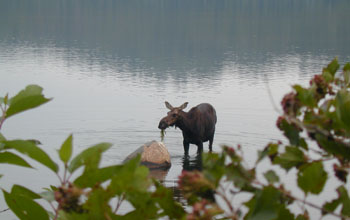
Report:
158,102,217,154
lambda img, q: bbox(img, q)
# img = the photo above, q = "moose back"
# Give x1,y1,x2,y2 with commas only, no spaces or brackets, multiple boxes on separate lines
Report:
158,102,217,155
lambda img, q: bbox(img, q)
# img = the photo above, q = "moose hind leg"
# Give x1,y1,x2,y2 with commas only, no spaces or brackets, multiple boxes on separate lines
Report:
196,142,203,154
183,140,190,155
209,134,214,152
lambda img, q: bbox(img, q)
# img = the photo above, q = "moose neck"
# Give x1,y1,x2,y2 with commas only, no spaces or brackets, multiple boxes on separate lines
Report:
175,111,191,132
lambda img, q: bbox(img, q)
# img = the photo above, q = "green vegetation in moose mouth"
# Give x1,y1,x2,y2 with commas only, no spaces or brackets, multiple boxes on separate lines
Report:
160,129,166,142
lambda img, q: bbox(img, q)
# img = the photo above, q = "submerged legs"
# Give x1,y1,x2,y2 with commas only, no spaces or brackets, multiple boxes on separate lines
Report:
183,140,190,155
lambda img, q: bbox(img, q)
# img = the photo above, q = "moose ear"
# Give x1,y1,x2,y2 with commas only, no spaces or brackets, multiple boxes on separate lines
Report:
179,102,188,110
165,101,174,110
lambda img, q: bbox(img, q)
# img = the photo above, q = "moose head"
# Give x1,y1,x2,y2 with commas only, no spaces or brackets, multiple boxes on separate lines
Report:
158,101,188,130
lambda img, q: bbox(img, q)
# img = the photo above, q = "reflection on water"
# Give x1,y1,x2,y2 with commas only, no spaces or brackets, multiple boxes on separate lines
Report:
157,154,204,207
182,154,203,172
0,0,350,218
148,167,170,181
148,154,202,189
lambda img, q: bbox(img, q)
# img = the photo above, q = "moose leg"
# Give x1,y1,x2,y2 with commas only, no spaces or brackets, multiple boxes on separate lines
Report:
196,142,203,154
209,135,214,152
183,140,190,155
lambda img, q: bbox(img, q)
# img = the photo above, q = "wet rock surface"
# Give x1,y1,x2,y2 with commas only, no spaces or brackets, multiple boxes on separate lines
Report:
123,141,171,169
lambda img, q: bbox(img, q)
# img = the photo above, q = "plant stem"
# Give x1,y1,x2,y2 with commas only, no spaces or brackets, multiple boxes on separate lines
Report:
0,208,9,213
114,193,125,214
48,202,59,220
0,103,7,130
0,116,5,130
53,209,59,220
55,172,64,185
63,164,68,185
217,186,235,217
0,112,6,130
263,73,283,115
66,172,73,183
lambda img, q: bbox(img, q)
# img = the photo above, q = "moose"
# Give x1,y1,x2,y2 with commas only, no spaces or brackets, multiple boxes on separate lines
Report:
158,102,217,155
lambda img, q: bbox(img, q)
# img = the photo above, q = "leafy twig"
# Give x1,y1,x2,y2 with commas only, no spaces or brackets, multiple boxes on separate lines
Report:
217,185,235,217
252,179,349,219
263,72,283,114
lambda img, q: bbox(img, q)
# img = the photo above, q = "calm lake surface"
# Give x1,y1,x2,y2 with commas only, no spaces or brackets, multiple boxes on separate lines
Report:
1,0,350,218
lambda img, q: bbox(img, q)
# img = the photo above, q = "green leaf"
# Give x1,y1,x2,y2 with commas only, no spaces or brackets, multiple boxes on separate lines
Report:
297,161,327,195
245,186,282,220
68,142,112,173
153,181,186,219
59,134,73,163
50,185,58,191
122,192,159,219
273,146,305,171
11,185,41,199
323,198,341,216
335,89,350,130
323,186,350,217
257,143,278,164
337,186,350,216
343,62,350,85
226,164,255,189
40,191,55,202
74,165,122,188
202,152,226,186
25,139,42,145
3,140,58,172
0,94,8,105
0,133,6,150
108,156,151,196
277,205,295,220
325,58,340,76
0,132,6,141
278,119,305,148
296,213,309,220
58,210,91,220
3,189,49,220
264,170,279,184
83,186,113,219
315,133,350,160
322,69,333,82
0,152,33,168
4,94,8,105
47,211,55,220
6,85,52,118
293,85,317,108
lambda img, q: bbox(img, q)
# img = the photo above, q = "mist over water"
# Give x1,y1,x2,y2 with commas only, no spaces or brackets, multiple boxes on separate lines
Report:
0,0,350,218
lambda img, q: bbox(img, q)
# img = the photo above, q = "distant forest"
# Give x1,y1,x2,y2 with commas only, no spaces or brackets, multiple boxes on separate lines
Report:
1,0,349,79
1,0,348,52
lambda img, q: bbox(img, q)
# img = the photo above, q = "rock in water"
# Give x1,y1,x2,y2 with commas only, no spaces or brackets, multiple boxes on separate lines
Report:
123,141,171,169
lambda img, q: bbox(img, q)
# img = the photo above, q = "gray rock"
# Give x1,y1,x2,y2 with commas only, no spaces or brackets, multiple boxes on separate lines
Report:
123,141,171,169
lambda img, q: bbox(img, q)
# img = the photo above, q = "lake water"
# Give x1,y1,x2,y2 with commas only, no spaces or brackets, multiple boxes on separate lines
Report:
1,0,350,219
